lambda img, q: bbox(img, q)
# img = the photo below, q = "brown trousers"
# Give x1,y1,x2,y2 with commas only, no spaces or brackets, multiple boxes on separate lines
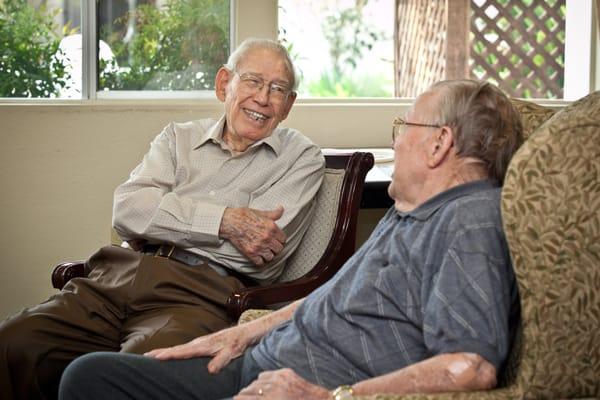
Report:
0,245,245,400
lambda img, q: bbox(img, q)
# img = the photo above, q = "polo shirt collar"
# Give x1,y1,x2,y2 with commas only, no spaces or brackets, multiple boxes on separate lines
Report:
194,115,282,156
396,180,498,221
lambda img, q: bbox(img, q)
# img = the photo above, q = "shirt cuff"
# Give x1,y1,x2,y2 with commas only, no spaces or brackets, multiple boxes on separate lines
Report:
190,202,226,244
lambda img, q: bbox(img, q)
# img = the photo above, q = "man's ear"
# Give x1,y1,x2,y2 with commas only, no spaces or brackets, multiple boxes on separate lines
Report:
215,67,231,102
279,91,297,121
427,126,454,168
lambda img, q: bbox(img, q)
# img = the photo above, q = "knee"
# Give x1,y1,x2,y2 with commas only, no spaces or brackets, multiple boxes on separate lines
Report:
0,313,39,355
59,353,115,399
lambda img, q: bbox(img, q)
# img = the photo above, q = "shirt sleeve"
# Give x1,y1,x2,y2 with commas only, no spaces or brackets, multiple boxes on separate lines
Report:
422,221,516,371
112,123,226,246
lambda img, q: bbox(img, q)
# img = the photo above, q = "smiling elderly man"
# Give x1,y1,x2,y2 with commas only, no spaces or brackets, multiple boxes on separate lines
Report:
58,80,523,400
0,38,324,400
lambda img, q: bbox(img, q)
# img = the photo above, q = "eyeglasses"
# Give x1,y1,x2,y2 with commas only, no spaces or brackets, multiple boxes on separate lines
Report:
233,71,292,103
392,117,441,142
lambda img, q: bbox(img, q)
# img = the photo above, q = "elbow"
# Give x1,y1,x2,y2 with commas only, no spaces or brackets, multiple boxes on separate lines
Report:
445,353,497,391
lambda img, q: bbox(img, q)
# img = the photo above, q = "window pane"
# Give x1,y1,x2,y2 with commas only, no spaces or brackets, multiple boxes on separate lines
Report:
97,0,230,92
278,0,395,98
469,0,566,99
0,0,82,99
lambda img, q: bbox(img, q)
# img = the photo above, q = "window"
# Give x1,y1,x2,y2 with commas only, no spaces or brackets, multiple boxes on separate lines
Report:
0,0,231,99
0,0,80,98
98,0,230,93
280,0,595,100
0,0,597,101
278,0,395,98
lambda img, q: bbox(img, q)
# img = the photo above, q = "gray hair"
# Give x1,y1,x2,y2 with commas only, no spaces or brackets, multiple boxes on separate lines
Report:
426,80,524,184
225,38,298,91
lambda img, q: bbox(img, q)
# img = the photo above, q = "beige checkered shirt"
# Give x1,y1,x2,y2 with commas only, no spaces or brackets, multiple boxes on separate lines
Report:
113,116,325,283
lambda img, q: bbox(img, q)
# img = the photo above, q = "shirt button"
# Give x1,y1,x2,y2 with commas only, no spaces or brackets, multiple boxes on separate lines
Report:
209,190,215,196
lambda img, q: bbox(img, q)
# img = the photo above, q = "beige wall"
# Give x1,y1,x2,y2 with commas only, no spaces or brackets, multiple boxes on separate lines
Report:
0,100,399,319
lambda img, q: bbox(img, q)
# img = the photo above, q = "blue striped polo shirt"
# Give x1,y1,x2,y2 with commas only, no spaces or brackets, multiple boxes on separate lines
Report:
251,180,519,389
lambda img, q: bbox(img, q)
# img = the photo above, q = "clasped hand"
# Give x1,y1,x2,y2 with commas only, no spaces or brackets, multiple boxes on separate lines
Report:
220,206,286,266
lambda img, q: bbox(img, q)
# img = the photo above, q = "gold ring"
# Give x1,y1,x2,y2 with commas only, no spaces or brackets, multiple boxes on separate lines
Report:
258,388,264,396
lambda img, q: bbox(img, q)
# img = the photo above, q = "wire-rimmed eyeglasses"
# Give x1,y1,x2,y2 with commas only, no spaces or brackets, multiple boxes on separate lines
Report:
233,71,293,103
392,117,441,143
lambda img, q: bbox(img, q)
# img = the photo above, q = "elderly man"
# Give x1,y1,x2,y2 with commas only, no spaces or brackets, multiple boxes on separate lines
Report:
59,79,524,400
0,38,324,400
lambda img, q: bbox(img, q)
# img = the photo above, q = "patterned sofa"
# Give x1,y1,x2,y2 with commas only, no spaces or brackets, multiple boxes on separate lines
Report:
241,91,600,399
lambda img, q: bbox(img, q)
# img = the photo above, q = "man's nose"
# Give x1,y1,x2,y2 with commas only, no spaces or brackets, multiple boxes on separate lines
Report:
253,85,270,104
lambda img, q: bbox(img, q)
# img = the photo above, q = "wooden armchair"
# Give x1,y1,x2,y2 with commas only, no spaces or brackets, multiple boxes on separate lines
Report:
52,152,375,321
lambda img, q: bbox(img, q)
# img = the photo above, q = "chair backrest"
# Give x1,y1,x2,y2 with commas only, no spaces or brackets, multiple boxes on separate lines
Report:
278,152,374,283
501,91,600,397
277,167,345,281
226,152,374,319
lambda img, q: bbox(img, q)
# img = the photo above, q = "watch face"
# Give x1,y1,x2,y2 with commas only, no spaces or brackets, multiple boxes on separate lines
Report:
333,385,354,400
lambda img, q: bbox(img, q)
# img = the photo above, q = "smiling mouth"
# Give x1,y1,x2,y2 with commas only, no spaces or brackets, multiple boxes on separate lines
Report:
244,108,269,122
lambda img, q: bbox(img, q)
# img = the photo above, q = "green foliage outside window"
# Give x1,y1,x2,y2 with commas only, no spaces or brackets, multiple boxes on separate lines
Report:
281,0,392,97
306,71,391,97
99,0,229,91
0,0,73,97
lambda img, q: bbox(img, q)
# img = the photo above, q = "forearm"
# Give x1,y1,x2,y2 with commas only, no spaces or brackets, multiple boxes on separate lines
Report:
242,299,304,345
350,353,497,396
113,186,226,246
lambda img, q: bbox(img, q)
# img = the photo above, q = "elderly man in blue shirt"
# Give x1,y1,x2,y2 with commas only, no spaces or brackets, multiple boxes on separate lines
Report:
59,79,524,400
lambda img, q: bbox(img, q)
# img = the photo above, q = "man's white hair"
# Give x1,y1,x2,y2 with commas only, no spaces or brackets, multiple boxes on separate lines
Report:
225,38,298,91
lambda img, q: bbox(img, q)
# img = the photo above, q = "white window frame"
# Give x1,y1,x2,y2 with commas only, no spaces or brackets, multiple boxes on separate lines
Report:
564,0,595,100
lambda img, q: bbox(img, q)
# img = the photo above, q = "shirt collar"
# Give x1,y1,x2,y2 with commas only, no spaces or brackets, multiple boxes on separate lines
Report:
194,115,282,156
395,180,499,221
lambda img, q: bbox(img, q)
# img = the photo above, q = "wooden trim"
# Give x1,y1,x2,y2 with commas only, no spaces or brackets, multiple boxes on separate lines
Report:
445,0,470,79
52,261,85,289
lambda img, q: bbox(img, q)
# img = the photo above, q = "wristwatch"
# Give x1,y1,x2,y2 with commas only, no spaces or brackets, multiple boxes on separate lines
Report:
331,385,355,400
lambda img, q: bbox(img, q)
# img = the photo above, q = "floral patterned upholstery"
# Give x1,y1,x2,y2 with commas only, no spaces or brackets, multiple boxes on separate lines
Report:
239,93,600,399
238,309,273,325
509,98,557,140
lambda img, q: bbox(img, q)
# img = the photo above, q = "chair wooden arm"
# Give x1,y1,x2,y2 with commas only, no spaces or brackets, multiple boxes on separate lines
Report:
227,260,345,319
52,261,87,289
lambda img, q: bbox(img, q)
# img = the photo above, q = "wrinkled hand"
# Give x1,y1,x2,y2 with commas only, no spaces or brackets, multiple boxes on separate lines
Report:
220,206,286,266
235,369,331,400
144,324,254,374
